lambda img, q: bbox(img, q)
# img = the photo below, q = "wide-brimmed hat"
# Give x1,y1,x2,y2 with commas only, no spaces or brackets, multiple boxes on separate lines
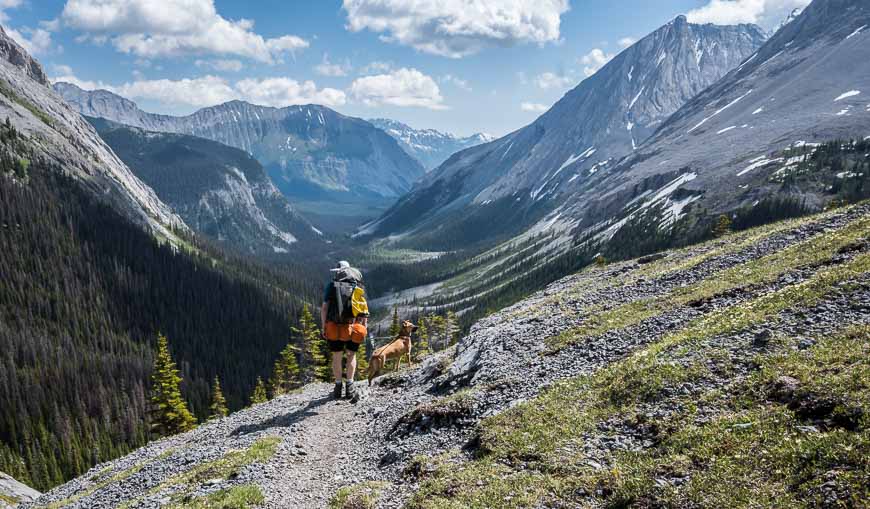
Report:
330,260,351,272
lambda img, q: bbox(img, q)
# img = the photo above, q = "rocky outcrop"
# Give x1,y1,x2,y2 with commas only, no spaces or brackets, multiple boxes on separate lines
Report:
0,27,47,86
0,472,39,508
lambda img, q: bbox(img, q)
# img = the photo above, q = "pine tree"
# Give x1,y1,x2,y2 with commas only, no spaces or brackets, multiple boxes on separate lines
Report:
209,377,228,419
294,304,329,382
149,334,196,437
250,377,268,405
415,317,430,360
445,311,459,346
712,214,733,237
355,347,368,379
389,307,400,337
269,342,301,397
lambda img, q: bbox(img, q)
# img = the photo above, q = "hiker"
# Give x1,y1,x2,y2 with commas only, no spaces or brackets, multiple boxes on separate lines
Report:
321,260,369,400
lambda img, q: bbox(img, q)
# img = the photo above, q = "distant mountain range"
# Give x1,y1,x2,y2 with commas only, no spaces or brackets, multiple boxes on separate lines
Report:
368,118,493,170
358,16,769,246
87,117,323,255
54,83,425,215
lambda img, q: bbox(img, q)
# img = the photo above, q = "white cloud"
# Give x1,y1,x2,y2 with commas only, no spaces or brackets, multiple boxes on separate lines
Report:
6,26,56,55
350,67,446,109
342,0,570,58
195,59,244,72
360,61,393,74
534,71,573,90
520,102,548,112
618,37,636,48
685,0,810,29
0,0,22,23
314,54,352,77
52,71,346,110
580,48,614,77
440,74,471,91
61,0,309,63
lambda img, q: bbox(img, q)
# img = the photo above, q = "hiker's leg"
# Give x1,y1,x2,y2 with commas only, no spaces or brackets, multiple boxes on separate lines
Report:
345,349,357,381
331,351,343,382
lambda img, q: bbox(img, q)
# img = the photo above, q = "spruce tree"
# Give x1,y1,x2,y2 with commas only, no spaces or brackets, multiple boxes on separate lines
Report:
415,317,430,360
269,342,301,397
389,307,400,337
712,214,733,237
209,377,228,419
250,377,268,405
445,311,459,346
294,304,329,382
149,334,196,437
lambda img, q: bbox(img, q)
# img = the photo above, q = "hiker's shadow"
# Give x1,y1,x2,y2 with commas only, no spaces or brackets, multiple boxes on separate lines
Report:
230,393,333,436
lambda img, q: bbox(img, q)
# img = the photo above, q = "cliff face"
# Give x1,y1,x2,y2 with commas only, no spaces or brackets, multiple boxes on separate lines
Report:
0,472,40,508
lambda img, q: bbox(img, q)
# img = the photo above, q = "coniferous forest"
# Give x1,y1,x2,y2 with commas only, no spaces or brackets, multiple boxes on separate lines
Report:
0,134,321,490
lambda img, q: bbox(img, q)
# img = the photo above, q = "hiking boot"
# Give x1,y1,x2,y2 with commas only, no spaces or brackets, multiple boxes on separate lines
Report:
345,380,357,400
332,381,343,400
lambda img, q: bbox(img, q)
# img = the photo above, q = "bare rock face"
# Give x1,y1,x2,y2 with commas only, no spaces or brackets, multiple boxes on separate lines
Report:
54,84,425,205
0,27,48,86
357,17,767,244
0,25,182,236
0,472,40,508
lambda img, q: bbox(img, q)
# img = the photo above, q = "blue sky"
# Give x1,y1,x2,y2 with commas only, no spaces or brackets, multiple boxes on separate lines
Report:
2,0,808,137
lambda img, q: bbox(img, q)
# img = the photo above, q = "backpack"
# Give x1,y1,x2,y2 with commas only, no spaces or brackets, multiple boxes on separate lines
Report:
327,269,369,323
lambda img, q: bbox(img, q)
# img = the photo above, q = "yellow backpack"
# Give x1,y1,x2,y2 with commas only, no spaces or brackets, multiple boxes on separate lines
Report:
351,286,369,318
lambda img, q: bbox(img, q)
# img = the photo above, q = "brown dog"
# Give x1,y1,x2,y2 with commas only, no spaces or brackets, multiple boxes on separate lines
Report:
368,320,417,385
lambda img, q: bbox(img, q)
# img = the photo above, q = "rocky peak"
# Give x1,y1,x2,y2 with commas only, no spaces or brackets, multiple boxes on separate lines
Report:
0,26,48,87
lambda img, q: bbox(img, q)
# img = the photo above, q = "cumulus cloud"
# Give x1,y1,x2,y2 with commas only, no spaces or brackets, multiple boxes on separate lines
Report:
580,48,614,77
314,54,352,77
0,0,22,23
618,37,636,48
350,67,446,109
61,0,309,63
534,71,573,90
51,70,346,110
195,59,244,72
342,0,570,58
360,61,393,74
520,102,548,112
7,26,56,55
685,0,810,29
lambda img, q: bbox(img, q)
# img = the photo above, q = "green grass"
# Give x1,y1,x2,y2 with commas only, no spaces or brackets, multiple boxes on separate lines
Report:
329,481,390,509
0,493,20,505
548,213,870,350
165,484,265,509
409,244,870,508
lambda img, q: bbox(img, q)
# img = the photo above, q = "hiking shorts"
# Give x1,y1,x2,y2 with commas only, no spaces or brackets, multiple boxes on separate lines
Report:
327,340,360,353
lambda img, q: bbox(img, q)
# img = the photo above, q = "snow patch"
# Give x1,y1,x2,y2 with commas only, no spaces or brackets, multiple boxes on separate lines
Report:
688,89,752,134
629,86,645,110
737,157,783,176
627,66,634,82
846,25,866,40
834,90,860,102
717,126,737,134
752,107,764,115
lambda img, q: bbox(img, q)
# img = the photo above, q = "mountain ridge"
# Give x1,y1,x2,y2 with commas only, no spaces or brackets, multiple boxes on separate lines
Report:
368,117,493,170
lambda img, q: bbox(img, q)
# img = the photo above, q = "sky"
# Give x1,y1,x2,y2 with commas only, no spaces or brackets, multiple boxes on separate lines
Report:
1,0,810,137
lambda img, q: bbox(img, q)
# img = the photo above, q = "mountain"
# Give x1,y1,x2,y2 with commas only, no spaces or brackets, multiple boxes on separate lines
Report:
0,27,181,237
368,118,493,170
1,471,39,508
357,16,768,247
54,83,425,215
87,117,323,255
557,0,870,242
26,202,870,508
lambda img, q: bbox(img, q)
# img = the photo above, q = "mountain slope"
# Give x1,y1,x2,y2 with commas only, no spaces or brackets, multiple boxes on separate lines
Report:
88,117,323,255
368,118,493,170
0,26,181,237
54,83,425,212
358,17,767,246
26,202,870,508
559,0,870,242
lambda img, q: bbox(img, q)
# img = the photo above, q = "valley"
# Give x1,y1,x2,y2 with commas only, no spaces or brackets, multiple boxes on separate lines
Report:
1,0,869,507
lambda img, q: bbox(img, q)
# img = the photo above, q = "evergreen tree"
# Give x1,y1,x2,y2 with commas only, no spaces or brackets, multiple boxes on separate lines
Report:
209,377,228,419
355,347,368,379
712,214,733,237
250,377,268,405
149,334,196,437
269,342,301,397
445,311,459,346
414,317,430,360
294,304,329,382
389,307,401,337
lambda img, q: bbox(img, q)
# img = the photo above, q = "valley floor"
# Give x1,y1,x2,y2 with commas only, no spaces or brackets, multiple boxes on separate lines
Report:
26,203,870,509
